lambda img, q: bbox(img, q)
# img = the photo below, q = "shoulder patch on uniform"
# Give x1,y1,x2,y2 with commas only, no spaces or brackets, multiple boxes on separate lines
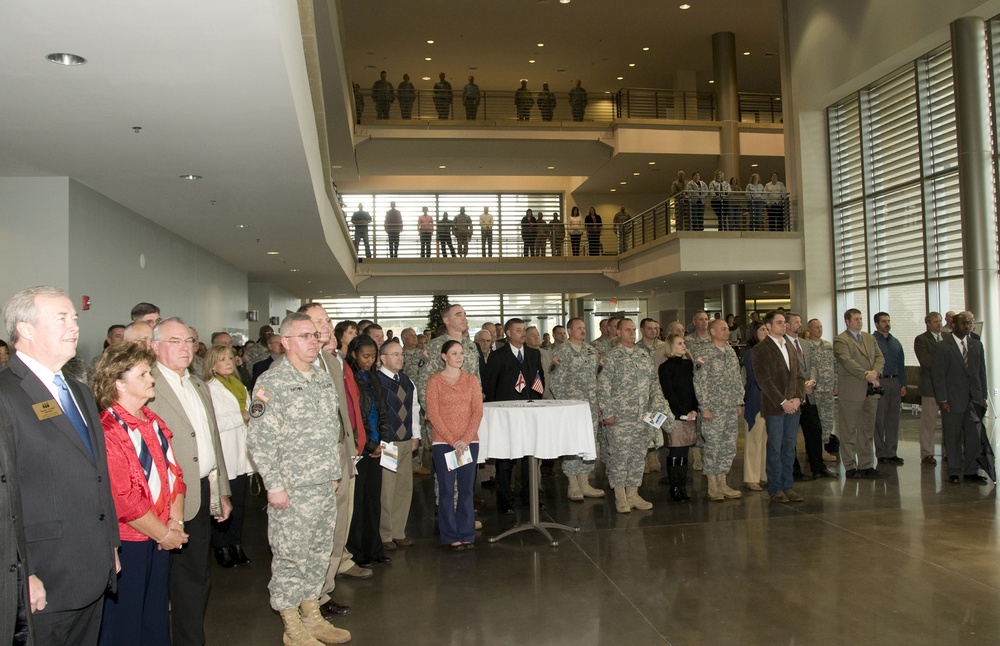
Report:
255,387,272,402
249,400,266,418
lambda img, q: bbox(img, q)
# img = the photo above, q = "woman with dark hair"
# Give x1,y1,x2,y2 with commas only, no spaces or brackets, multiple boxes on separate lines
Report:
742,324,769,491
566,206,584,256
344,335,392,568
657,333,698,502
92,341,187,646
584,206,603,256
425,339,483,550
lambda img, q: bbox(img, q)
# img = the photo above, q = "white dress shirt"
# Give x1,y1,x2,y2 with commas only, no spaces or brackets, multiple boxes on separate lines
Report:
157,362,217,478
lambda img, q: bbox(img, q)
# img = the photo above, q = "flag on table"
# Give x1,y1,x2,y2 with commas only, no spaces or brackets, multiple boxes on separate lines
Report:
531,371,544,395
514,372,526,393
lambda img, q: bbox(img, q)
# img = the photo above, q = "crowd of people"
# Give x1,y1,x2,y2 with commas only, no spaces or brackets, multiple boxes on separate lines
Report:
0,284,989,645
355,72,591,122
669,169,789,231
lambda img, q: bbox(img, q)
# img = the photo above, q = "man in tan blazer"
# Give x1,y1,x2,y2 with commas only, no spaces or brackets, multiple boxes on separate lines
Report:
299,304,362,619
833,308,885,479
148,317,231,646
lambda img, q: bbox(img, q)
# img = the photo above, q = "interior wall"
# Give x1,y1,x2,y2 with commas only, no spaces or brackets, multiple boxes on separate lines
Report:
247,282,301,334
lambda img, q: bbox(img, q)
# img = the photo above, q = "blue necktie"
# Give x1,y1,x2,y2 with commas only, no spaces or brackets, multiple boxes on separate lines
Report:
53,374,94,458
517,349,523,363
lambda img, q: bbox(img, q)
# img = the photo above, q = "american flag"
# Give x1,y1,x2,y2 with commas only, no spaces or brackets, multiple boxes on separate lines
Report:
531,371,544,395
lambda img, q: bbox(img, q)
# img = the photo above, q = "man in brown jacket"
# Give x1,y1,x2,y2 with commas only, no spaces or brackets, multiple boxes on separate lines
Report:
753,311,806,503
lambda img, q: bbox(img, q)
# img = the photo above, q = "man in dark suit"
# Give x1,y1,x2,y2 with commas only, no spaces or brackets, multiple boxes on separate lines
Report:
833,307,885,479
482,318,544,513
147,317,231,646
251,333,285,389
932,311,988,484
754,311,806,503
0,402,31,645
0,286,119,645
914,311,944,465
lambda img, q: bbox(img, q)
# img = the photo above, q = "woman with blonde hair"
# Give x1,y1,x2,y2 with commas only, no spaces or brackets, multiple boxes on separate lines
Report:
203,344,255,567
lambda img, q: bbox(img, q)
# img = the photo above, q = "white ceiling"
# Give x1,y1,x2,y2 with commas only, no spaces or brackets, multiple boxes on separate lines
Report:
0,0,786,300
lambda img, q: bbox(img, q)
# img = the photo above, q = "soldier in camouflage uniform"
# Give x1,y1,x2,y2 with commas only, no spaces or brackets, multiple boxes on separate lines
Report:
806,318,838,447
248,313,350,646
549,317,606,501
692,318,744,501
590,316,619,358
597,319,672,513
636,318,665,472
684,311,713,471
400,327,431,474
244,324,274,367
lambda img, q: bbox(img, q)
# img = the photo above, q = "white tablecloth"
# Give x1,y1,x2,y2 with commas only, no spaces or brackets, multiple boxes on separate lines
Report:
476,399,596,461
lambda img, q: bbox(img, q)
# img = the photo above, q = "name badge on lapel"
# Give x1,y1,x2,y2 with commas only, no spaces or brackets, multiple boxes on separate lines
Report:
33,399,63,421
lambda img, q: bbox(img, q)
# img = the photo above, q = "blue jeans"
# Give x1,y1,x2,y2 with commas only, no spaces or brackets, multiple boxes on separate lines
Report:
765,413,800,495
432,443,479,544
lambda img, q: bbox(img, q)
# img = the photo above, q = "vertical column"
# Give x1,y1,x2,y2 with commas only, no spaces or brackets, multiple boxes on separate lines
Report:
951,17,1000,406
721,283,746,325
712,32,740,180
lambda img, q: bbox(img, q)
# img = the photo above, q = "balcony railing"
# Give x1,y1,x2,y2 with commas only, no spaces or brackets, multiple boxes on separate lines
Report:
344,193,795,261
355,87,782,124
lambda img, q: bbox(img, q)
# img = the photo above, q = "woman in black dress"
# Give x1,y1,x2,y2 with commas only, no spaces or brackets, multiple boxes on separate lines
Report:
584,207,602,256
657,333,699,502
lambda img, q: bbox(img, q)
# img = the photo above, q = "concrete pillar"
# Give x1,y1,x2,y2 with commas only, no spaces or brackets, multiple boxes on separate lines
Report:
721,283,746,324
951,17,1000,408
712,32,740,180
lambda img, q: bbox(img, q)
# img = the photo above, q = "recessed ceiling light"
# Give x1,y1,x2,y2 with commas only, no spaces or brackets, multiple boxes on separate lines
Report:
679,4,691,9
620,181,627,185
537,43,545,47
290,269,300,272
709,80,715,84
648,161,656,165
642,47,650,51
421,76,431,81
777,272,786,275
743,51,751,56
604,91,611,94
425,57,432,61
559,0,570,4
610,188,617,192
266,251,280,255
628,63,636,67
616,76,623,80
46,52,86,66
547,166,555,170
529,59,536,64
633,172,640,176
331,165,342,169
427,40,434,44
751,163,759,167
438,165,447,169
179,174,202,180
235,224,247,229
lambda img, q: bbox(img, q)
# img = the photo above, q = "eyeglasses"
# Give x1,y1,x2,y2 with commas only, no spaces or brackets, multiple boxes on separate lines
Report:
163,337,196,346
285,332,321,341
382,352,403,357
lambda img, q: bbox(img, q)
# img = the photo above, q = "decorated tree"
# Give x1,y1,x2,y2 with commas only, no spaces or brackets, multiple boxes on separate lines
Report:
427,295,451,336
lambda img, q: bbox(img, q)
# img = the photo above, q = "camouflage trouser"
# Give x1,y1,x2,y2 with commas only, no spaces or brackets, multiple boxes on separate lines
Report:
267,482,337,611
812,392,835,443
604,422,648,487
563,418,599,477
700,413,739,476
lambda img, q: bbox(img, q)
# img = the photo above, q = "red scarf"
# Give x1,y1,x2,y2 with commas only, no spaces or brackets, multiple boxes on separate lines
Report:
341,361,366,455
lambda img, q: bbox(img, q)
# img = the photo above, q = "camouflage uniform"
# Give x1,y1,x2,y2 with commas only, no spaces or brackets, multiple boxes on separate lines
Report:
245,341,270,368
402,347,426,381
248,358,343,611
807,337,837,443
591,337,613,359
597,345,672,487
635,338,665,359
692,342,744,476
549,341,600,476
684,333,713,359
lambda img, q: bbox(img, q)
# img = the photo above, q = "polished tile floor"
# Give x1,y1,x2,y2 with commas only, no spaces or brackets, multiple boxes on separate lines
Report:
206,415,1000,645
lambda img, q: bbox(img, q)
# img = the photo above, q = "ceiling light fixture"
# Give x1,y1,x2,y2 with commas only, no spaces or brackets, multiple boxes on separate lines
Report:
438,165,447,169
648,161,656,165
560,0,571,4
642,47,650,51
529,60,536,64
290,269,300,272
620,181,627,185
537,43,545,47
427,40,434,44
547,166,555,170
266,251,279,255
616,76,623,80
46,52,86,66
633,172,640,176
235,224,247,229
179,174,202,180
628,63,636,67
425,57,432,61
708,80,715,84
421,76,431,81
751,163,759,167
679,4,691,9
743,51,751,56
610,188,617,192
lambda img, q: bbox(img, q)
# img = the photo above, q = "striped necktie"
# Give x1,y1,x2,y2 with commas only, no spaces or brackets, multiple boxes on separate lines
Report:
962,339,968,366
53,374,94,458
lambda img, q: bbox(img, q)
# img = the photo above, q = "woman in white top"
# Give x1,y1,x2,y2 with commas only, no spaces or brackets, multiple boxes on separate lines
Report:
566,205,585,256
204,344,255,568
708,170,731,231
745,173,765,231
763,171,787,231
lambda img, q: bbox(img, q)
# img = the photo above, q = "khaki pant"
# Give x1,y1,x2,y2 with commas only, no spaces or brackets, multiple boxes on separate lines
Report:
743,414,767,484
919,395,939,458
319,441,356,603
379,440,414,542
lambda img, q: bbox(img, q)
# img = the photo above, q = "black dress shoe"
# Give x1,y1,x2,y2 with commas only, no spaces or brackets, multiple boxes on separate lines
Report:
354,561,373,569
320,600,351,618
793,472,810,482
860,468,883,479
845,468,861,479
371,555,393,565
214,546,236,569
232,544,251,566
949,475,961,484
812,468,838,479
965,474,989,484
499,506,514,515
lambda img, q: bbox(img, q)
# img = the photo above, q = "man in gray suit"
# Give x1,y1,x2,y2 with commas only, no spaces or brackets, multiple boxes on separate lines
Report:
932,312,988,484
148,317,231,646
0,285,119,645
914,311,944,464
299,303,359,619
833,308,885,479
0,401,31,644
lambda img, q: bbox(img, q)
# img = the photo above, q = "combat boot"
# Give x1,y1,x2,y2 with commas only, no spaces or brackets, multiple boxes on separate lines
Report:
706,474,724,501
644,450,660,473
690,447,703,471
626,486,653,510
577,473,605,498
613,486,631,513
566,473,583,501
718,472,742,499
299,599,351,644
279,608,324,646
